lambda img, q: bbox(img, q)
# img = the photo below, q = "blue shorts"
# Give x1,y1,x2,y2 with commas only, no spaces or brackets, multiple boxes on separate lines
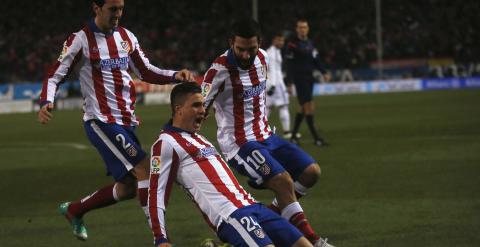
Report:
217,204,303,247
228,134,315,188
84,119,146,181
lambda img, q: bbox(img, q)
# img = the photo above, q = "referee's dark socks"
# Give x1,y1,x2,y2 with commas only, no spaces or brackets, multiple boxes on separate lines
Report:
305,114,320,140
291,113,304,139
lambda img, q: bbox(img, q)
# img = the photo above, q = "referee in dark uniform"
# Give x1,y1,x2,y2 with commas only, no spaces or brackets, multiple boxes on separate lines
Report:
285,18,329,146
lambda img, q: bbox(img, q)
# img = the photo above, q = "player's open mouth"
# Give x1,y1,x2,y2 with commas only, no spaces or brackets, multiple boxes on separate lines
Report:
194,117,203,125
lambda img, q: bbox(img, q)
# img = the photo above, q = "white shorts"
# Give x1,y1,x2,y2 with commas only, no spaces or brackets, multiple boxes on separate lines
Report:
266,82,289,107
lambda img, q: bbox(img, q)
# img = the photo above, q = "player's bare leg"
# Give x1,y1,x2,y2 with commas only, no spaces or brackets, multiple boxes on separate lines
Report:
130,156,151,219
59,157,149,241
296,163,321,195
265,172,320,244
265,172,297,208
294,164,335,247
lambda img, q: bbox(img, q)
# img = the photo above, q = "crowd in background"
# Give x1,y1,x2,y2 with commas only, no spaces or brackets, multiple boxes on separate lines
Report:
1,0,479,83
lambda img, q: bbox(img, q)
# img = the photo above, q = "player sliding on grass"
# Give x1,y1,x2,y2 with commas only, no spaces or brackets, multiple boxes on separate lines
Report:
201,19,334,247
37,0,194,241
148,82,314,247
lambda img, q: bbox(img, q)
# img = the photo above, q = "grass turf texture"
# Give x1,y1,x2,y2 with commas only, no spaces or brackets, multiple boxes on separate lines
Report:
0,89,479,246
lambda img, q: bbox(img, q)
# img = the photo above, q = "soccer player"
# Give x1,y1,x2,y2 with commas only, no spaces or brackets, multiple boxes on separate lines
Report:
148,82,315,247
285,19,329,146
37,0,195,241
265,32,294,139
201,19,334,247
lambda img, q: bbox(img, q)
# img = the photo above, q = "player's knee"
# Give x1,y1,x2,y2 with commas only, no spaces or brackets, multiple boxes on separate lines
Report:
266,172,295,193
122,185,137,200
116,174,138,200
115,184,137,200
300,163,321,188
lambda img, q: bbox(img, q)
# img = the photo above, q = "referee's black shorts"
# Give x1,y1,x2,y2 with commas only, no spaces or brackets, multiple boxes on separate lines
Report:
293,74,315,105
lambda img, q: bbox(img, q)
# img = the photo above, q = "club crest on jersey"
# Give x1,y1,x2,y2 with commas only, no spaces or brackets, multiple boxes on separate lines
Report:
254,229,265,239
126,146,138,157
120,41,130,53
261,64,267,77
151,156,161,174
259,164,271,175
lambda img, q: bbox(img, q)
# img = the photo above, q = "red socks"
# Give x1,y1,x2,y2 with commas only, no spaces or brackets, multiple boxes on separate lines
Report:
137,179,150,218
68,184,118,218
290,211,320,243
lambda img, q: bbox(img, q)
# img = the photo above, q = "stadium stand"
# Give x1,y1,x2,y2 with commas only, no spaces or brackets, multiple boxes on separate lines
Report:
1,0,479,83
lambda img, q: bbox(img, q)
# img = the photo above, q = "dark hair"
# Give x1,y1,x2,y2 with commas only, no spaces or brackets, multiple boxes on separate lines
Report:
93,0,105,7
170,82,202,115
272,32,284,39
296,18,309,25
231,18,261,40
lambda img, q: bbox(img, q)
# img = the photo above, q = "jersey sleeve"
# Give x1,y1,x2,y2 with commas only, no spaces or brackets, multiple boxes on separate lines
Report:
313,48,327,74
39,33,83,105
148,137,180,245
201,62,229,115
128,34,178,85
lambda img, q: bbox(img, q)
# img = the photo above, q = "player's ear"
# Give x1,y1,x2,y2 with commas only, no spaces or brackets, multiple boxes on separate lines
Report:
174,104,182,115
92,3,100,14
229,37,234,48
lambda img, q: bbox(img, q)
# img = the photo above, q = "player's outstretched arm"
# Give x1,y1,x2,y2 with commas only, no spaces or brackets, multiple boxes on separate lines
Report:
157,243,172,247
174,69,196,82
38,102,54,124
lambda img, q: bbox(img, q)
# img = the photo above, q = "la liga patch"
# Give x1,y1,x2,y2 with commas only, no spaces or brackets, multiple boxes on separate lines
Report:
151,156,161,174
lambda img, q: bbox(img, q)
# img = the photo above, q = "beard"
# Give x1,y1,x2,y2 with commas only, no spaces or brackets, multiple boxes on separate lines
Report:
236,55,255,70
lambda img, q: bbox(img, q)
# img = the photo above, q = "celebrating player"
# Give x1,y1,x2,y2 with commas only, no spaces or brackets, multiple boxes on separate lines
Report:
37,0,194,240
201,19,334,247
148,82,314,247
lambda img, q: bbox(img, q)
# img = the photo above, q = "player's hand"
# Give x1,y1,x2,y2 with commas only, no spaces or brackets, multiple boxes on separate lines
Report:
38,102,54,124
267,86,275,96
157,243,172,247
175,69,196,82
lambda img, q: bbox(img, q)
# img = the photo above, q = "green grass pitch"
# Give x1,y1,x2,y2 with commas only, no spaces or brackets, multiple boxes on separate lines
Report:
0,89,479,246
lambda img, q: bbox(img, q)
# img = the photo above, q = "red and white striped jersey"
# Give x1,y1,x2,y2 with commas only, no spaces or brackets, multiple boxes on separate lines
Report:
201,49,273,160
40,20,177,126
148,124,256,242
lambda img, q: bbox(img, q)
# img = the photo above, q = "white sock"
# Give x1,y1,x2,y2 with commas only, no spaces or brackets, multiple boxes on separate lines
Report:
271,198,279,207
294,181,308,197
137,179,150,219
279,105,291,132
112,183,120,201
137,179,149,189
281,201,303,220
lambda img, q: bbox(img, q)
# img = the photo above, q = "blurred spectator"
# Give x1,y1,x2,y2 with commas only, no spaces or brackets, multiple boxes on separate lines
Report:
0,0,478,82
